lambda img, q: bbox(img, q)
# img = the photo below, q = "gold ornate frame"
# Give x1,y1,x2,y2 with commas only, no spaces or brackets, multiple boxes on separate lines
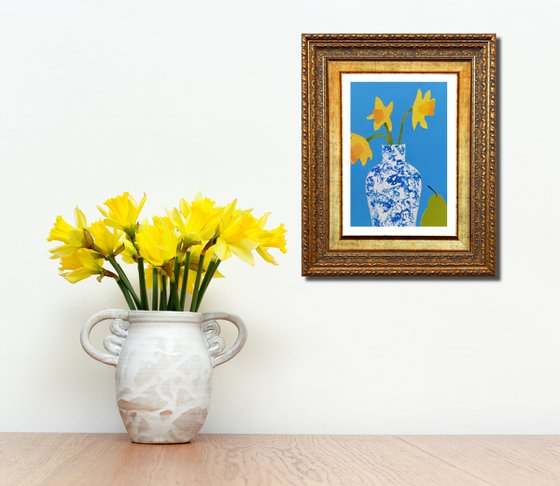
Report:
302,34,497,276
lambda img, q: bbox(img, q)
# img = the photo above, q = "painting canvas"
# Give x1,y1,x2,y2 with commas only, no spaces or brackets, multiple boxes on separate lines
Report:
342,74,457,237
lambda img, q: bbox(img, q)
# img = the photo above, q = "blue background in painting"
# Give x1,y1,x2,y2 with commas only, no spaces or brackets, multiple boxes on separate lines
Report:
350,82,447,226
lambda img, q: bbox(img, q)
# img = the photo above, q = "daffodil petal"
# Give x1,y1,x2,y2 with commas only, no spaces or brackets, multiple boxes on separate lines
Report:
213,237,231,261
257,247,278,265
411,88,435,130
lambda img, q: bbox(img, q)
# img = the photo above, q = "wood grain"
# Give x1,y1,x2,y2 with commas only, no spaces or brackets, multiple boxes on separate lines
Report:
401,435,560,486
1,434,559,485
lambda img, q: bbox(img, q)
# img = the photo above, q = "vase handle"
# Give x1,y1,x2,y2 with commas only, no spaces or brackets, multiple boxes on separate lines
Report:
202,312,247,367
80,309,130,367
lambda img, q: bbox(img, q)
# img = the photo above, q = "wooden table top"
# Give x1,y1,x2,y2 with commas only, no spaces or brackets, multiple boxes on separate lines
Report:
1,434,559,485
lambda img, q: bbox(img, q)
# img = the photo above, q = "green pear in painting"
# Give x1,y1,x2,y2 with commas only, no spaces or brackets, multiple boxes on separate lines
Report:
420,186,447,226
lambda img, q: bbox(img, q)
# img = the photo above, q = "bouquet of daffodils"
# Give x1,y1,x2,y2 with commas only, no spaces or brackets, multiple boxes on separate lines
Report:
47,192,287,312
350,89,436,166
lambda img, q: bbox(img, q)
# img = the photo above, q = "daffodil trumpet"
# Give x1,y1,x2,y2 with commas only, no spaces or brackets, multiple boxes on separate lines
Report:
48,192,287,312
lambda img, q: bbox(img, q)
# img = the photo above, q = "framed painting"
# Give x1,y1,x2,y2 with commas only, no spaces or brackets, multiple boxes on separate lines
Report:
302,34,497,276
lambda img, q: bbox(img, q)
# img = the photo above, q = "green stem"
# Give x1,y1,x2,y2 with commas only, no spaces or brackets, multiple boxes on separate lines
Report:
137,257,148,310
151,269,158,311
108,256,142,309
397,108,412,145
160,274,167,311
168,257,180,310
366,133,389,143
179,250,191,310
116,279,136,310
189,252,205,312
383,123,394,145
194,259,221,312
198,259,219,300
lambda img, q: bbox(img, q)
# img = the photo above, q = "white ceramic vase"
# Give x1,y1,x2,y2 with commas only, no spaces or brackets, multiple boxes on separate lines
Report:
80,310,247,444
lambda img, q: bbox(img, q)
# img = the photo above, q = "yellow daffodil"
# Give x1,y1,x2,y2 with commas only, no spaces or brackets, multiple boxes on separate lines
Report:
85,221,124,258
350,133,373,166
121,239,138,264
256,224,287,265
136,216,179,268
47,207,89,258
58,249,108,283
49,193,286,312
168,193,222,247
412,89,435,129
98,192,146,235
366,97,394,131
214,201,259,265
241,212,288,265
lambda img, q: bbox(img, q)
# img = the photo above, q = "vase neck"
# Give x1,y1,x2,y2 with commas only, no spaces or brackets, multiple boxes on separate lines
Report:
128,310,203,325
382,144,406,164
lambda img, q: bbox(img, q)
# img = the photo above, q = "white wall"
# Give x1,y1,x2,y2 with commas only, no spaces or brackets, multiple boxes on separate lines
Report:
1,0,559,434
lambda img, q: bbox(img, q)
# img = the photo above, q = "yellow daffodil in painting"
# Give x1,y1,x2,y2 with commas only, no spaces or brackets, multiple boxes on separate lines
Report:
352,87,437,146
58,249,108,283
98,192,146,235
136,216,179,268
350,133,373,166
47,207,89,258
348,85,441,229
412,89,436,129
366,97,394,131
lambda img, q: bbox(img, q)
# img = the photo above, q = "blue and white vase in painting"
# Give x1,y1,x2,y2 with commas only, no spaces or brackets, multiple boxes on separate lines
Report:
365,144,422,227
